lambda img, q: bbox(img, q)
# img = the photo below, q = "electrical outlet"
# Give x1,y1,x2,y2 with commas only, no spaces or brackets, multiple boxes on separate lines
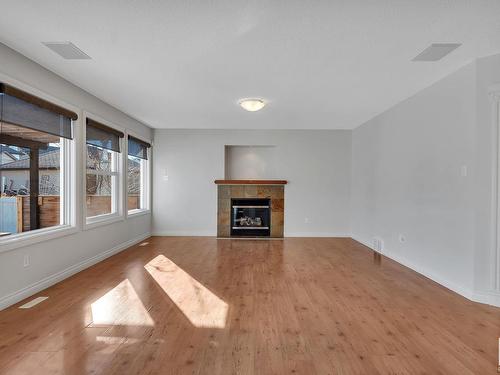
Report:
399,234,406,243
304,217,310,224
460,165,468,177
23,254,31,268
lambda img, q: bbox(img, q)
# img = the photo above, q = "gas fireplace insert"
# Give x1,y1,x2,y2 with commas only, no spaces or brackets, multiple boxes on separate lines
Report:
231,198,271,237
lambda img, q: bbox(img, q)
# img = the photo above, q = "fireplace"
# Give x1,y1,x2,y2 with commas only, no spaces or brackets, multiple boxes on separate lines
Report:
231,198,270,237
215,180,286,238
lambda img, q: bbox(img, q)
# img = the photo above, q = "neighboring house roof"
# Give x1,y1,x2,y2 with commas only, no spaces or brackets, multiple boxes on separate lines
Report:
0,144,28,156
1,152,17,164
1,148,141,171
1,144,26,164
2,149,142,193
0,149,59,170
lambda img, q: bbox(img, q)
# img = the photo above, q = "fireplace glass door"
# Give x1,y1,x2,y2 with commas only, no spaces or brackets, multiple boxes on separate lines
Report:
231,198,270,237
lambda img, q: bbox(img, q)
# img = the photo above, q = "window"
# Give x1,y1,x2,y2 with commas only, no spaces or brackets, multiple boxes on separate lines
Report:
127,135,150,213
0,83,76,239
85,118,124,222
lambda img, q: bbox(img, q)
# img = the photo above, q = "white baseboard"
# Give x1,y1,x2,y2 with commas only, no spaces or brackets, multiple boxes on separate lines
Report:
285,232,351,238
152,230,214,236
471,290,500,306
0,232,151,311
351,236,500,308
153,231,352,238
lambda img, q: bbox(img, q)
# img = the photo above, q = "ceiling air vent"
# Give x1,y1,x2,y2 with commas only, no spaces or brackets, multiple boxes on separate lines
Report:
42,42,91,60
412,43,461,62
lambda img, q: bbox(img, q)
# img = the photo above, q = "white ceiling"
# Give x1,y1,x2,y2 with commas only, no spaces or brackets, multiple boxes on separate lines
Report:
0,1,500,130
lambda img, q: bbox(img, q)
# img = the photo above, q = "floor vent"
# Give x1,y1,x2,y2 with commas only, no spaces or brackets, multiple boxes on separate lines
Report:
19,296,48,309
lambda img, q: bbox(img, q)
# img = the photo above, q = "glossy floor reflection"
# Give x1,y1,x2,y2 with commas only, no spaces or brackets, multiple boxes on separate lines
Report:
0,237,498,374
90,279,154,327
145,255,228,328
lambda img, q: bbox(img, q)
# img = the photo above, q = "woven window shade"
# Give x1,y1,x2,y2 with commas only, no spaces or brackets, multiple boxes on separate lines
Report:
128,136,150,160
86,118,124,152
0,83,77,140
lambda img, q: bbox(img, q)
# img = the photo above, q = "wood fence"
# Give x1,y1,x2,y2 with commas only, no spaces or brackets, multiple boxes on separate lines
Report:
1,195,140,234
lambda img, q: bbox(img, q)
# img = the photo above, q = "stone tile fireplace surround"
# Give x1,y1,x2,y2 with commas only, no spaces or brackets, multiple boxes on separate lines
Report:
215,180,287,238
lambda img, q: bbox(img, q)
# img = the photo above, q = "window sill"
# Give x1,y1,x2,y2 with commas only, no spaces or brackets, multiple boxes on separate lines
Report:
0,225,79,254
127,209,151,218
84,213,124,230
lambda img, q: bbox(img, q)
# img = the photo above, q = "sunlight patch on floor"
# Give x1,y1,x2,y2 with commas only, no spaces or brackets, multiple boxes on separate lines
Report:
145,255,228,329
90,279,154,326
96,336,141,345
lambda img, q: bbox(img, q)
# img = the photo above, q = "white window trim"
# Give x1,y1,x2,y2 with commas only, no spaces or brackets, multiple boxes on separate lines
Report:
0,225,79,253
127,208,151,218
82,112,125,230
125,131,152,218
0,74,79,253
85,213,124,229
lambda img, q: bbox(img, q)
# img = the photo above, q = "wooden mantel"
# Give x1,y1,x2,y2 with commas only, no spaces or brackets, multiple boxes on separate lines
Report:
214,179,287,185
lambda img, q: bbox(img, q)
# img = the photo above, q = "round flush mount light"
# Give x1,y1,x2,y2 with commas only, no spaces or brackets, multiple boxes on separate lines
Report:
238,98,266,112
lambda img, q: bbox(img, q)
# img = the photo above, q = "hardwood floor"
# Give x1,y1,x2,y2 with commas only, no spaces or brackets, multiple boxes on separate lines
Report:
0,237,499,374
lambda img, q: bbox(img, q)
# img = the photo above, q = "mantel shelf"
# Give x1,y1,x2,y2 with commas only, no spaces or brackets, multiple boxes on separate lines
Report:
214,179,287,185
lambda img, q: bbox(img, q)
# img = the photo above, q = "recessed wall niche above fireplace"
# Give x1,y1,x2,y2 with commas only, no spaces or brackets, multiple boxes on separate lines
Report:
215,180,287,238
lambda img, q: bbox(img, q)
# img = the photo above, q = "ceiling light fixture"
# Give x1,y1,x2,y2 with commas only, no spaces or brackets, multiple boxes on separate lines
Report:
239,98,266,112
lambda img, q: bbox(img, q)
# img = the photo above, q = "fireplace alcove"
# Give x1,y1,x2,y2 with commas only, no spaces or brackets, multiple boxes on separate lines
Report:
217,146,286,238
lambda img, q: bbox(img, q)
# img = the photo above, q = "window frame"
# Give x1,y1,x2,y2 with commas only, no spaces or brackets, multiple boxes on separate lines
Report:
83,112,124,230
0,75,79,253
126,131,151,218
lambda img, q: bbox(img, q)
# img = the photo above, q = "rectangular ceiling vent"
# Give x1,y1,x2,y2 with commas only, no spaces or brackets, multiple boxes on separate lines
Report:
412,43,461,62
43,41,91,60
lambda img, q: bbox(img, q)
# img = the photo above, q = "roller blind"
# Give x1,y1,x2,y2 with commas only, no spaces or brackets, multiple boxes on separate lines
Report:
128,136,150,160
86,118,124,152
0,83,77,140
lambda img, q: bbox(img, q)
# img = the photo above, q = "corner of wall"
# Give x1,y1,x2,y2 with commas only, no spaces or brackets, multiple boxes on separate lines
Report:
350,236,499,307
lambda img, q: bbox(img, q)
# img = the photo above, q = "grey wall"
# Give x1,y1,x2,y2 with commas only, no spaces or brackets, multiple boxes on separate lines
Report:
153,129,352,237
0,43,153,309
225,145,278,179
352,55,500,306
473,54,500,298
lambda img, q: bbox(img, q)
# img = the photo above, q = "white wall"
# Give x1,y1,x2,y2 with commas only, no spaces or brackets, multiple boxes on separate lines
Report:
225,146,277,179
153,129,351,237
352,63,477,297
352,56,500,306
0,43,153,309
473,53,500,300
